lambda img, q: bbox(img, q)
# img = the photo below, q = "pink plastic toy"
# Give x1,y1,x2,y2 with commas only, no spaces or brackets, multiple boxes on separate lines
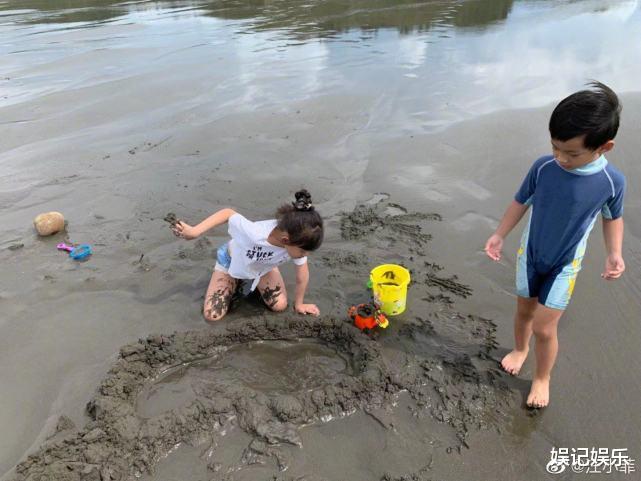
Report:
57,242,92,260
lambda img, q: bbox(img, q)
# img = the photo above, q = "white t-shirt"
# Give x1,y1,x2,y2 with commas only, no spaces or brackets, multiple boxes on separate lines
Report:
227,213,307,291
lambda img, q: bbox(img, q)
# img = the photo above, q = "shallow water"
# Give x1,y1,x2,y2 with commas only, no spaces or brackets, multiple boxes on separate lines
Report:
2,1,641,129
137,340,350,418
1,1,640,479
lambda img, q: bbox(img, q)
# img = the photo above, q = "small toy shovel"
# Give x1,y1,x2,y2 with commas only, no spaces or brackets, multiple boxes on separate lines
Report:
57,243,93,260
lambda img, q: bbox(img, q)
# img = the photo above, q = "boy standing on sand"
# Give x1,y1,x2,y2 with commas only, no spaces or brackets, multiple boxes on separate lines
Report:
485,82,626,408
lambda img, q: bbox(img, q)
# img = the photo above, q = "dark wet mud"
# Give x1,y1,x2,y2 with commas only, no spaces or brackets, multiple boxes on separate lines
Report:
13,200,514,481
260,284,283,310
15,315,510,481
161,213,178,228
137,340,351,419
205,287,234,321
339,199,441,257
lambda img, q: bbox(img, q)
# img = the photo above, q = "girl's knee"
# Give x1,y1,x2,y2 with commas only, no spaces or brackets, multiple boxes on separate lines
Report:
266,297,288,312
204,311,225,322
260,283,287,311
203,292,232,322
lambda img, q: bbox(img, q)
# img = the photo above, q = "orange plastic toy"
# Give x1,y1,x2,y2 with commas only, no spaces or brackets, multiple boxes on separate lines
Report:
348,303,389,330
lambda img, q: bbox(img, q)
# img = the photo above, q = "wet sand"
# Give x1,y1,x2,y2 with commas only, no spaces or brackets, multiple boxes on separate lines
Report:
2,2,641,480
9,199,516,480
2,93,640,479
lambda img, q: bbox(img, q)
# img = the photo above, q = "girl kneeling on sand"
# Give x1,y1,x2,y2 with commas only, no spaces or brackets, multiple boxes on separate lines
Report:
171,190,323,321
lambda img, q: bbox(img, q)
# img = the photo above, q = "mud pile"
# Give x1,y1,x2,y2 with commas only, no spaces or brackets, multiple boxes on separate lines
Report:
339,200,441,257
16,314,509,481
14,199,513,481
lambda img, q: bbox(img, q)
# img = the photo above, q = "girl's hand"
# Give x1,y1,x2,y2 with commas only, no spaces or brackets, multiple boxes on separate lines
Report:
172,221,198,240
602,253,625,280
295,303,320,316
484,233,504,261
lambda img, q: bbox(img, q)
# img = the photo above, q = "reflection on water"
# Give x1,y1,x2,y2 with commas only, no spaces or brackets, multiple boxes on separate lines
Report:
199,0,516,37
0,0,640,130
2,0,516,33
0,0,127,25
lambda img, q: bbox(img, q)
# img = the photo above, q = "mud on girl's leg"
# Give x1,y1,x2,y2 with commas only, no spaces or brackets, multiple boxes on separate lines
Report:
257,268,288,312
203,271,237,322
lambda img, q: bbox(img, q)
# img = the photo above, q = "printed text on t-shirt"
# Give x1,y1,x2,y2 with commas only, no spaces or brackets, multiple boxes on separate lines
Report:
246,245,274,261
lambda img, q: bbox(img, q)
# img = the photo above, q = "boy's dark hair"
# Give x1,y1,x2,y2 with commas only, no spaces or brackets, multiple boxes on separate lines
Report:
549,81,621,150
276,189,323,251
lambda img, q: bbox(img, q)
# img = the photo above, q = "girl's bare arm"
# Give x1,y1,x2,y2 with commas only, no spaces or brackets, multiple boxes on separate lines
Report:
294,262,319,316
172,208,236,239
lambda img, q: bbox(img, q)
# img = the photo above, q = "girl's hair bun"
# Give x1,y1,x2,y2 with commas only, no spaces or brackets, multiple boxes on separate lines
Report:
276,189,323,251
293,189,314,211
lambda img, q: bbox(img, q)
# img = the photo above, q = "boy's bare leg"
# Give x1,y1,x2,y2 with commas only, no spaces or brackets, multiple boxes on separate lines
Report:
527,304,564,408
501,296,538,375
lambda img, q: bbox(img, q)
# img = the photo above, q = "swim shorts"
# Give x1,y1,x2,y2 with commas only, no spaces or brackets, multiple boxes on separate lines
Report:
515,245,582,310
213,242,252,298
214,241,232,273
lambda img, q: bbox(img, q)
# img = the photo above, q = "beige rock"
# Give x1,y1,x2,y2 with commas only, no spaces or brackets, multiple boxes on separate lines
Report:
34,211,65,236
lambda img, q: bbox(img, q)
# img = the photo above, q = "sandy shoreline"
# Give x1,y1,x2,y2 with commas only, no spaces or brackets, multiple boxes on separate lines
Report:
1,26,640,476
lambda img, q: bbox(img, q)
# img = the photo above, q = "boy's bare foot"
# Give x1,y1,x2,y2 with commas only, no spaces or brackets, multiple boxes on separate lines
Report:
500,349,528,375
527,377,550,408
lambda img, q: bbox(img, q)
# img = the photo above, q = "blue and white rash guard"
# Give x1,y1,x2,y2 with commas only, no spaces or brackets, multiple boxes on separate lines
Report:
513,154,625,309
515,154,625,274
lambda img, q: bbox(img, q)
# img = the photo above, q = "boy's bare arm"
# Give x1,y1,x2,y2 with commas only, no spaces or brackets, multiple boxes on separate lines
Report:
485,200,529,261
172,208,237,239
602,217,625,279
494,200,530,238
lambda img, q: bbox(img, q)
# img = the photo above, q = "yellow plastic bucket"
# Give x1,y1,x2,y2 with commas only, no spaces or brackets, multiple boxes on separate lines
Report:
369,264,411,316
